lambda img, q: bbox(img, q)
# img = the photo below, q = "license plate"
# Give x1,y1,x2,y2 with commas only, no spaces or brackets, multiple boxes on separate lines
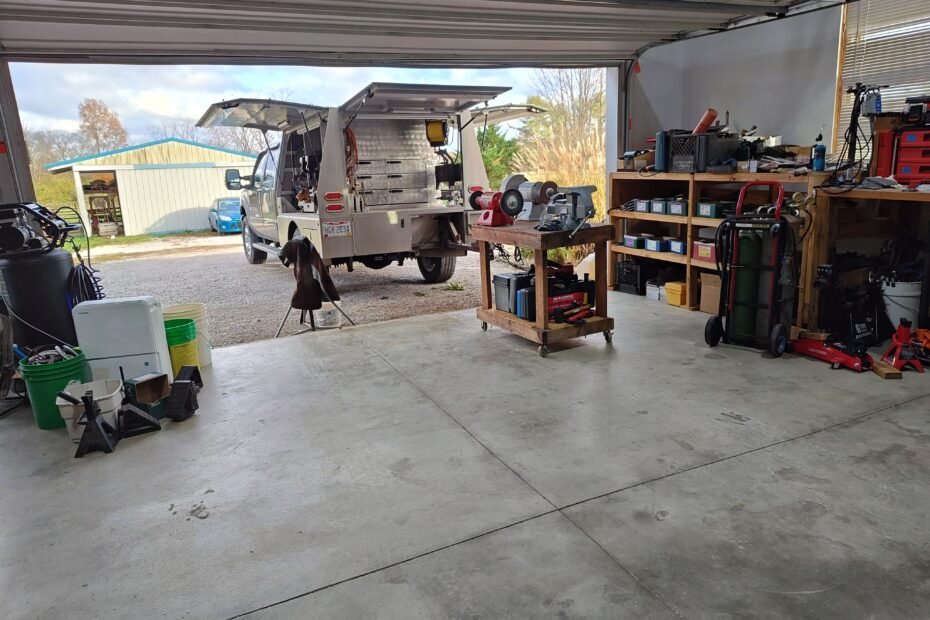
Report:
322,221,352,238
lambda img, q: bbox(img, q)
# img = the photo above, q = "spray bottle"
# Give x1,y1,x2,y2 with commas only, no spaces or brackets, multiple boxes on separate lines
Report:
811,127,826,172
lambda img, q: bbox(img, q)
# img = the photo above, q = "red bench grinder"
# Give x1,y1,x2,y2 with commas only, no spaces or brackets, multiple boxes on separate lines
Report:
470,188,524,226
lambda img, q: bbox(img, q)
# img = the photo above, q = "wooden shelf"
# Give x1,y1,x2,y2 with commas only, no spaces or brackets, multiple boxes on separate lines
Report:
610,171,691,182
690,258,718,271
609,209,688,224
691,216,724,227
692,172,830,184
611,244,688,265
608,170,826,311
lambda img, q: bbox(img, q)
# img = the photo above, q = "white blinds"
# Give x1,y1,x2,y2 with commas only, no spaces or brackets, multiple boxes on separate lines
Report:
836,0,930,153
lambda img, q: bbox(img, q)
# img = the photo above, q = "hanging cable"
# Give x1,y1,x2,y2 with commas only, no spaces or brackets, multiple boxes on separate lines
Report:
54,206,105,306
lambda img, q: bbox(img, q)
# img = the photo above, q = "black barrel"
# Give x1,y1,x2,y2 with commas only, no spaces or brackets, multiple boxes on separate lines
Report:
0,248,77,348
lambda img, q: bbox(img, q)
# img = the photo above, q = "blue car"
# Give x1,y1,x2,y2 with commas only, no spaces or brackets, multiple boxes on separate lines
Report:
208,197,243,234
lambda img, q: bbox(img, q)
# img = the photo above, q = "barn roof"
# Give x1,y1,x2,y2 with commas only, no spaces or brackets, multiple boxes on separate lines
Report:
45,137,256,172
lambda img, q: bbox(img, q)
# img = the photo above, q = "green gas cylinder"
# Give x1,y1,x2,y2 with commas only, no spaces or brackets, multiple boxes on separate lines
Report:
732,229,761,342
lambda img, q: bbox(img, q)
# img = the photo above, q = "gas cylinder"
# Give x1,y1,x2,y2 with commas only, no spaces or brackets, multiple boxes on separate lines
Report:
732,230,761,342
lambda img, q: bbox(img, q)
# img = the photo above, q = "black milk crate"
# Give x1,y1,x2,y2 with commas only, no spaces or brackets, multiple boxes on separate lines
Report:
669,133,741,173
615,260,659,295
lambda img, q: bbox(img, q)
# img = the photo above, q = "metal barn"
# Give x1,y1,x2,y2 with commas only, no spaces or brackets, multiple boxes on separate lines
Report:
46,137,255,236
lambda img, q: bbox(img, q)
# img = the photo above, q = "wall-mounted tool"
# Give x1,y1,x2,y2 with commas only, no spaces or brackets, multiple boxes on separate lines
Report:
470,189,523,227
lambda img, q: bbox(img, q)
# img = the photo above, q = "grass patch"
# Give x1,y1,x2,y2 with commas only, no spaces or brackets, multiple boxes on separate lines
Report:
70,231,214,249
444,281,465,292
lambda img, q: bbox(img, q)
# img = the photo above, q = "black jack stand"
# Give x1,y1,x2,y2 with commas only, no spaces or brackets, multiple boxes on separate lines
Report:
58,390,120,458
117,403,161,437
166,366,203,422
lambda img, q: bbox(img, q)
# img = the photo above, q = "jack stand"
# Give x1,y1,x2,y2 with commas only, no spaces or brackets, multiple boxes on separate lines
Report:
117,404,161,438
882,318,924,372
166,366,203,422
58,390,120,458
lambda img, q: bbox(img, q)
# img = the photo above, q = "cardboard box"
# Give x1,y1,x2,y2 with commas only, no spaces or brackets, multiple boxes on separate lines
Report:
692,240,716,263
700,273,721,315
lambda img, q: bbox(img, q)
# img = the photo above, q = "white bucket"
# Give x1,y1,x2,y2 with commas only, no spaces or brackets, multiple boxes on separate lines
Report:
163,303,212,367
882,281,923,327
312,303,341,329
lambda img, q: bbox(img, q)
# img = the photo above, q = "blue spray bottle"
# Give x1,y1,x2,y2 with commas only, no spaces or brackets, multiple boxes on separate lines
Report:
811,127,826,172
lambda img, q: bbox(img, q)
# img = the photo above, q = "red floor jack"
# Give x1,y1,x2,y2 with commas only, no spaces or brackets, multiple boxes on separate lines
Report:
791,339,874,372
470,189,523,226
882,319,924,373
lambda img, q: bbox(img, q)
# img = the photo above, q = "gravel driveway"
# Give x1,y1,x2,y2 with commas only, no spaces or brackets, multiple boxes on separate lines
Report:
98,246,512,347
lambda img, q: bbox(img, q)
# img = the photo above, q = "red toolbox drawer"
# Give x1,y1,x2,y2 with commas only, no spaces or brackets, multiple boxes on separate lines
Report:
897,146,930,163
896,162,930,179
900,130,930,147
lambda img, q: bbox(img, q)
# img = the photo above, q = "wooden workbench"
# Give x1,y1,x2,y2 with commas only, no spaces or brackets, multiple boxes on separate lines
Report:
471,222,614,356
797,187,930,332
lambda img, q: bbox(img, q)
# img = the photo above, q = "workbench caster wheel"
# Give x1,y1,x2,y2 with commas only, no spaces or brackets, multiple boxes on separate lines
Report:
603,331,613,343
538,345,549,358
481,321,488,331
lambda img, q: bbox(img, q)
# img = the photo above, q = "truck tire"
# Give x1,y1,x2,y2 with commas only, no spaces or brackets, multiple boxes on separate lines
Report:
242,216,267,265
418,256,456,283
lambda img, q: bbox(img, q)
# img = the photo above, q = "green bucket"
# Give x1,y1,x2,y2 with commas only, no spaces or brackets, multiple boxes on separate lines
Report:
164,318,197,346
20,351,92,430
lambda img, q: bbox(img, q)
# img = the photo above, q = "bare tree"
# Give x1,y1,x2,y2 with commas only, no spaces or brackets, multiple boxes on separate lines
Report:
78,98,129,153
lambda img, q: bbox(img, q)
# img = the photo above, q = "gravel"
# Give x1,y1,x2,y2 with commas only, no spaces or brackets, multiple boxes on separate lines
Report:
97,246,512,347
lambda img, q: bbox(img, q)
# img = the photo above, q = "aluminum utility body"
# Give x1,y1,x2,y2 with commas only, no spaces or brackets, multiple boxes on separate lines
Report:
197,83,540,282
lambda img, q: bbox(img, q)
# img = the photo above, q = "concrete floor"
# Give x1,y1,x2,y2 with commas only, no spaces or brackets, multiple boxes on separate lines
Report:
3,293,930,619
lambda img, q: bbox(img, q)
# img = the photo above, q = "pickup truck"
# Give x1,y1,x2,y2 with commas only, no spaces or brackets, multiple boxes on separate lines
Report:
196,82,542,282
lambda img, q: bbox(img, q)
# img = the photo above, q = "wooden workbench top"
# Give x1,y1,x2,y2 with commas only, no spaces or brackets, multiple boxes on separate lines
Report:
469,222,613,250
818,188,930,203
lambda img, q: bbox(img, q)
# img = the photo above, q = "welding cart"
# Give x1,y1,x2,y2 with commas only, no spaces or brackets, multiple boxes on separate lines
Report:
704,181,797,356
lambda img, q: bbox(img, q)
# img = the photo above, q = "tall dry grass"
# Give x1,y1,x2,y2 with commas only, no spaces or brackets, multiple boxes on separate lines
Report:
514,68,607,264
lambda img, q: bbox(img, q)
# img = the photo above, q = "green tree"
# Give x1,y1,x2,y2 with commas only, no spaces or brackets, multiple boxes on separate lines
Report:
477,124,520,189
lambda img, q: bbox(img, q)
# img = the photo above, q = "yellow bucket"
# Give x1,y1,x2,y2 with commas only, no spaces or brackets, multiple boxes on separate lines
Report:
164,303,212,367
168,340,200,377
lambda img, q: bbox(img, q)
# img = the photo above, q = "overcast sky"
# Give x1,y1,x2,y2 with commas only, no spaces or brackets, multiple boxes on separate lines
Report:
10,63,532,144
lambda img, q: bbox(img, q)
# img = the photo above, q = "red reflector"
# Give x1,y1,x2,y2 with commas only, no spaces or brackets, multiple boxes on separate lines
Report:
468,185,483,193
0,141,6,154
325,204,344,213
324,192,343,200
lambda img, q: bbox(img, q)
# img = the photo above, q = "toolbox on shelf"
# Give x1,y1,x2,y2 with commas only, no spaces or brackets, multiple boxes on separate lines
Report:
650,199,668,214
634,199,651,213
668,239,686,255
693,240,717,263
668,199,689,216
623,234,645,249
697,201,735,218
645,238,669,252
493,274,514,312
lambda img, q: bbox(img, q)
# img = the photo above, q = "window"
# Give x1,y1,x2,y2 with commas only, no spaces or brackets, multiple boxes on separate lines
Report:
834,0,930,154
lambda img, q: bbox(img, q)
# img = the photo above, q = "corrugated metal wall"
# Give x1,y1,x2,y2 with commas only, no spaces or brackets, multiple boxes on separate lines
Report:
116,165,252,235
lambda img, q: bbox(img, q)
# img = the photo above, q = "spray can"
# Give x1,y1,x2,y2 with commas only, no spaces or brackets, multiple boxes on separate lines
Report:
811,131,826,172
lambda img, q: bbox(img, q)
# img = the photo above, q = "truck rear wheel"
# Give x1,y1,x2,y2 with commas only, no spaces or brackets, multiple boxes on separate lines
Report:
242,215,267,265
417,256,456,283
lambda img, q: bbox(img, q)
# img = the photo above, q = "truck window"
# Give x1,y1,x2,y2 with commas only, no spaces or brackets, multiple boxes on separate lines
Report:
254,149,278,190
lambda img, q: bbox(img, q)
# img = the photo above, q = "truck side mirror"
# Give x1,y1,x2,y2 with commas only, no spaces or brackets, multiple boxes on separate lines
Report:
225,169,242,190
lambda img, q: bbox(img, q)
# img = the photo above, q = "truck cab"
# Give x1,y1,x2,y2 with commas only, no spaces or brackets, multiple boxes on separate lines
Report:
197,83,542,283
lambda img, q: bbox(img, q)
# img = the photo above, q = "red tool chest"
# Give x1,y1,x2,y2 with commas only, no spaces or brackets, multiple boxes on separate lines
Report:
895,130,930,184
